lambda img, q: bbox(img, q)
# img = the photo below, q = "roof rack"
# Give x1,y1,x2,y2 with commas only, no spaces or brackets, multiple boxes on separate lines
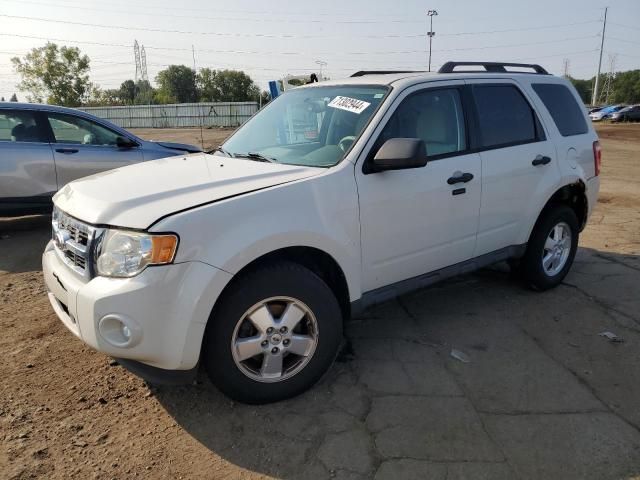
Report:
351,70,423,77
438,62,549,75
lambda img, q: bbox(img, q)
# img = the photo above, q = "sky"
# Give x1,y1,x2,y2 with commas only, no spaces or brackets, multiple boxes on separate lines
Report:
1,0,639,101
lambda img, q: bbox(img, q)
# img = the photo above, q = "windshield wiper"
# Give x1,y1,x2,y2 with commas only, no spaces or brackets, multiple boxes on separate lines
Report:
234,152,277,163
206,146,232,156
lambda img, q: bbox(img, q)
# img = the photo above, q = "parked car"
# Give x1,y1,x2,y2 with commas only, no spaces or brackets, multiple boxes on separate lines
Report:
611,104,640,122
588,106,604,114
43,62,600,404
0,103,200,216
589,104,625,121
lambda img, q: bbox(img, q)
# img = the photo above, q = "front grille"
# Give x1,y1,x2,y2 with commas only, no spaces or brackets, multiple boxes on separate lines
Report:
52,207,96,277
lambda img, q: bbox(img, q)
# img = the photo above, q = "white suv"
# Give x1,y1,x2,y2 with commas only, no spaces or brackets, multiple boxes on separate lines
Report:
43,62,601,404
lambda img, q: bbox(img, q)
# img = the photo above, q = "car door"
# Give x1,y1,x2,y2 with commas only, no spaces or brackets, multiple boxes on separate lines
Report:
356,82,482,293
468,80,557,257
44,111,143,188
0,108,56,201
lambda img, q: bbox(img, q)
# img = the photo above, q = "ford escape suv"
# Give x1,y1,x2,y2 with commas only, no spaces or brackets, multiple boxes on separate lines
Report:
43,62,600,404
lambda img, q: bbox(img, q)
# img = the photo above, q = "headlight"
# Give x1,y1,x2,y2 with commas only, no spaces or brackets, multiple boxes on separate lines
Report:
95,229,178,278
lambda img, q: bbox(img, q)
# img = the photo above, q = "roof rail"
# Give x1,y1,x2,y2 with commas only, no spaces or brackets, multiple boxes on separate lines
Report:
438,62,549,75
351,70,423,77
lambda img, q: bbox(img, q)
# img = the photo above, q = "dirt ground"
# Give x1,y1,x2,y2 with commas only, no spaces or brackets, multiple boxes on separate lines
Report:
1,124,640,480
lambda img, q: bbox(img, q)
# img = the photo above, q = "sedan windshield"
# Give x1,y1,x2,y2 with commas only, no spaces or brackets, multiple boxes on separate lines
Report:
221,85,389,167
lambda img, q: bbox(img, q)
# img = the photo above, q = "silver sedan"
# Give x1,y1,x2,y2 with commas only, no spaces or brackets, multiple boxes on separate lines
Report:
0,102,200,216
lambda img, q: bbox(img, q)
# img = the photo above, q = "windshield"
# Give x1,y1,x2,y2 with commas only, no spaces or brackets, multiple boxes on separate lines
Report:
221,85,389,167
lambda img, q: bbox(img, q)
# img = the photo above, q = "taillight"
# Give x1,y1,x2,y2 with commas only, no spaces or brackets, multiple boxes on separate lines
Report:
593,140,602,176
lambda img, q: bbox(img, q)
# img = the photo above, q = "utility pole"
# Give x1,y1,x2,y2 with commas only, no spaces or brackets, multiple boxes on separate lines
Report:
562,58,570,78
134,40,141,83
602,53,617,104
592,6,608,106
427,10,438,72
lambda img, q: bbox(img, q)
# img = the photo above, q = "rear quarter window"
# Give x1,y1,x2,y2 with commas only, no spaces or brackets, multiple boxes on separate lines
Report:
472,84,541,149
532,83,588,137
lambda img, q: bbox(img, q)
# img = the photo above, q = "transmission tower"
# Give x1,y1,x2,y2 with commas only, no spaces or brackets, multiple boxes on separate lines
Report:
562,58,570,78
600,54,617,105
134,40,142,83
140,45,148,82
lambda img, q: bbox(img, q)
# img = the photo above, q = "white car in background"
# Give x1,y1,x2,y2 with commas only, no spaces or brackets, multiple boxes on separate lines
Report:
43,62,600,404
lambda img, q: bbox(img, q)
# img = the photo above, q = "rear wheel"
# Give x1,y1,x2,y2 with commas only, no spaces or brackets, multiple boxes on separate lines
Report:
203,261,343,404
520,205,579,291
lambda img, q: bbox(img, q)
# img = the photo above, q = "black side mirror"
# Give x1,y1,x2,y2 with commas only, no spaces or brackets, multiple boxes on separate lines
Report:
370,138,427,172
116,136,137,148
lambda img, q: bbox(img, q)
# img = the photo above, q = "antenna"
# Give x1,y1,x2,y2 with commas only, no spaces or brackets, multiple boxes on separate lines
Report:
134,40,142,83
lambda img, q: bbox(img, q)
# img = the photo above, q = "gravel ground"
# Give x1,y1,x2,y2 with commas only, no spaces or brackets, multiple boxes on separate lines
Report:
1,124,639,480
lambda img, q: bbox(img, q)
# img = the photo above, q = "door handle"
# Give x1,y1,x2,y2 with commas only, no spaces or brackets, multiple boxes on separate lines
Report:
447,172,474,185
532,155,551,166
55,148,79,154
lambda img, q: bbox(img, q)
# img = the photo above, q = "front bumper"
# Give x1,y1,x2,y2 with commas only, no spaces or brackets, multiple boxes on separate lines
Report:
43,241,232,372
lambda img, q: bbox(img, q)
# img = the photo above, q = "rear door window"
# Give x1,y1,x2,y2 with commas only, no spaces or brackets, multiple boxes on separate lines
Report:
0,110,48,143
532,83,588,136
472,84,541,149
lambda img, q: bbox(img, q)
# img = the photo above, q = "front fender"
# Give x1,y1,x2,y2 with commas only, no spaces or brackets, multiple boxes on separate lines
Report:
151,168,362,301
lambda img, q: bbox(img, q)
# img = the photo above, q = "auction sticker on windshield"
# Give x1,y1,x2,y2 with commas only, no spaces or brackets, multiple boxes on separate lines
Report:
328,96,371,114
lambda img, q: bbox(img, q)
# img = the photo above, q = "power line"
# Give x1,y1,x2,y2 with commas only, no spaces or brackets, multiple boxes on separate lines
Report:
0,32,603,58
0,14,427,39
438,20,599,36
0,0,427,25
0,13,602,41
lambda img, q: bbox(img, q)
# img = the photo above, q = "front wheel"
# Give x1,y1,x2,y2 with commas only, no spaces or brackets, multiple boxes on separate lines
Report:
203,261,343,404
520,205,579,291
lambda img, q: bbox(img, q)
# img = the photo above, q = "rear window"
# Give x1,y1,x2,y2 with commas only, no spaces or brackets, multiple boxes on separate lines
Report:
532,83,588,137
0,110,47,143
472,85,539,148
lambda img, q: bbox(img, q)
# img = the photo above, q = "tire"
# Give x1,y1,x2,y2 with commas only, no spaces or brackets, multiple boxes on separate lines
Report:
520,205,579,291
202,261,343,404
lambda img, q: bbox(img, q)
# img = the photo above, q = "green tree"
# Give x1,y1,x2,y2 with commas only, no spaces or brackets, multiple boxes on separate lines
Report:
197,68,260,102
567,77,593,104
11,43,90,106
155,65,198,103
118,79,137,105
134,80,155,104
612,70,640,104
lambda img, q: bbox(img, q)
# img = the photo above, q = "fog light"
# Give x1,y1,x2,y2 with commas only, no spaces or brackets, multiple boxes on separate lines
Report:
98,314,141,348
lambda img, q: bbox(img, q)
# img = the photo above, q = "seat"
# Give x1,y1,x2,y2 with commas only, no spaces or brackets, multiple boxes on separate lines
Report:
415,106,458,156
10,124,26,142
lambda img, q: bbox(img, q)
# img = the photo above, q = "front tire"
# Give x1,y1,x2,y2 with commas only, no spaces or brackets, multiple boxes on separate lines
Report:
520,205,579,291
203,261,343,404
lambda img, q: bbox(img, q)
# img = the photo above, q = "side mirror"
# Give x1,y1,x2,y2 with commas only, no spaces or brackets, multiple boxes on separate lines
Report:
116,136,137,149
370,138,427,172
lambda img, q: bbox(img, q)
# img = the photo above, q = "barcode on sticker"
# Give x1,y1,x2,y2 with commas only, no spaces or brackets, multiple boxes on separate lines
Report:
327,96,371,114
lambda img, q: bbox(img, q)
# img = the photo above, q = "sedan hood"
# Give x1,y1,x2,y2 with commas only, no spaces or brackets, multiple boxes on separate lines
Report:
150,141,202,153
54,153,322,229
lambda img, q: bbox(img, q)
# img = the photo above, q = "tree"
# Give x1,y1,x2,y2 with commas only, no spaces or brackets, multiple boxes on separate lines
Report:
11,43,91,106
612,70,640,104
155,65,198,103
10,93,18,102
118,79,137,105
567,77,593,104
197,68,260,102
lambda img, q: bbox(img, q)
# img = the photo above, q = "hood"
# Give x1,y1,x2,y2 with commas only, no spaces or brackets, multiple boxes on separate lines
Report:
150,141,202,153
53,153,322,229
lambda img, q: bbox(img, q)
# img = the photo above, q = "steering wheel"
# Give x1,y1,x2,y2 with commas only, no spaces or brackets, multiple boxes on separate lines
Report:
338,136,357,152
